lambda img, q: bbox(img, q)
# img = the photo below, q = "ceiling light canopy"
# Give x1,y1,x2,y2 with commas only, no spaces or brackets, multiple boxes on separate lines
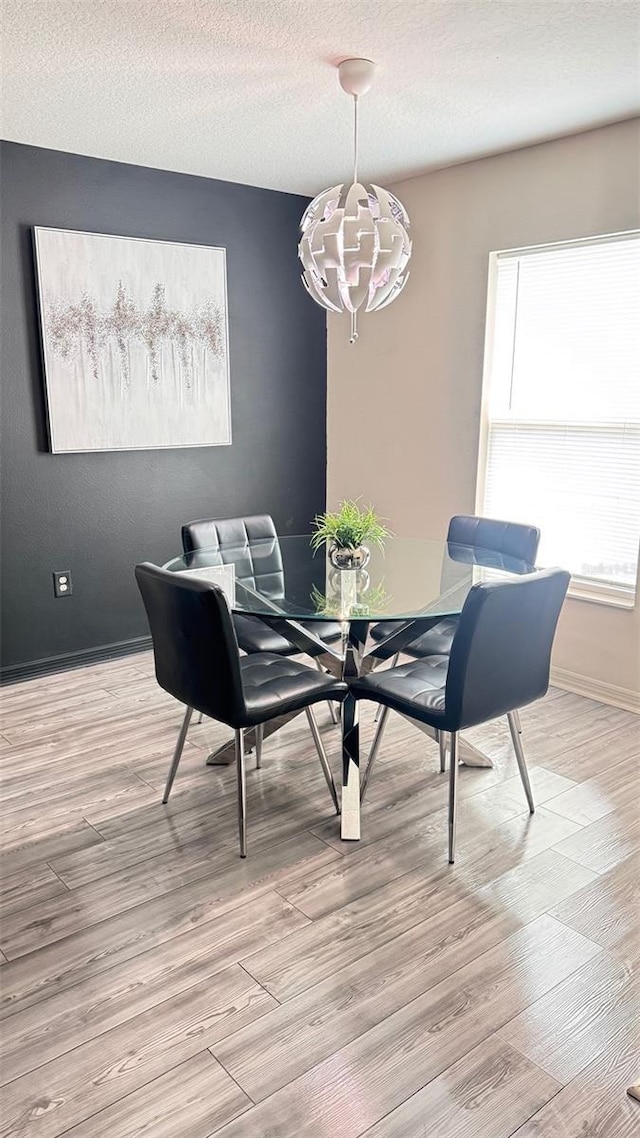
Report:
299,59,412,344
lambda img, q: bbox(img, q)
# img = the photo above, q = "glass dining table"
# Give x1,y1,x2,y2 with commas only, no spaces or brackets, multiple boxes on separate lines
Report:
164,536,536,841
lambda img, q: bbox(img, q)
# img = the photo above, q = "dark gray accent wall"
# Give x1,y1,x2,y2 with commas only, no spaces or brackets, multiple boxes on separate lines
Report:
0,142,327,673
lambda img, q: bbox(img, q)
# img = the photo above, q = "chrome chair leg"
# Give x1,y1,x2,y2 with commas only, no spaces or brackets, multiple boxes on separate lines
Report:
374,655,400,722
315,659,338,725
305,706,340,814
438,729,447,773
448,732,459,863
361,704,390,802
196,712,204,725
511,708,522,734
255,723,263,769
162,706,193,804
507,711,535,814
235,728,247,857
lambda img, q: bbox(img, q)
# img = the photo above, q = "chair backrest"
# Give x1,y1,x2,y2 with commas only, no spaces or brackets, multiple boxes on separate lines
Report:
181,515,285,599
445,568,570,730
135,562,246,727
447,515,540,565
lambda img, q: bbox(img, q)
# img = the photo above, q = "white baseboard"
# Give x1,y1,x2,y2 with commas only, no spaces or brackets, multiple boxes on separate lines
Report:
550,666,640,715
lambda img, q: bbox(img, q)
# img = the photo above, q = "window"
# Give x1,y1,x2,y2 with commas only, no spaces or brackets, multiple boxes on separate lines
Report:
477,231,640,605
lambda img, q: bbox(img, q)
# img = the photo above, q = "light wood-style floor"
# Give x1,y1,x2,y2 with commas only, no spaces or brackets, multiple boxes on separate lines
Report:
0,651,638,1137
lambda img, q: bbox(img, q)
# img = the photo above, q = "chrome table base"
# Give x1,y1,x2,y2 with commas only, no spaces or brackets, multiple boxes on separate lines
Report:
202,601,500,837
395,713,495,768
203,623,369,841
205,710,302,766
340,620,368,840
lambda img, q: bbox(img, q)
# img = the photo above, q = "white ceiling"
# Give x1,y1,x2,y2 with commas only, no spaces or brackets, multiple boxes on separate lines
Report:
2,0,639,196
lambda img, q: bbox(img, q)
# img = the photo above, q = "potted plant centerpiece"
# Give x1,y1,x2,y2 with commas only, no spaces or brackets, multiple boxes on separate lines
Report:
311,499,391,570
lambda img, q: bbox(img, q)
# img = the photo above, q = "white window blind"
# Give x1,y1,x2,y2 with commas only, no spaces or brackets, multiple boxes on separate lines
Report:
479,233,640,596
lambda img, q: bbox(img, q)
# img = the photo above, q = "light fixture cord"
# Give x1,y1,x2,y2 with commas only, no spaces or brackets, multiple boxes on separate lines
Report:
353,94,359,184
350,92,360,344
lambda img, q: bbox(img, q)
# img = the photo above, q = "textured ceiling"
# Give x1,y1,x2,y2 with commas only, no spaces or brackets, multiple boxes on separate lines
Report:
2,0,639,195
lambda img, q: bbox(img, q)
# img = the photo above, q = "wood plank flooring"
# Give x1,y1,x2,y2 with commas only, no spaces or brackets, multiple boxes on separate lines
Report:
0,652,638,1137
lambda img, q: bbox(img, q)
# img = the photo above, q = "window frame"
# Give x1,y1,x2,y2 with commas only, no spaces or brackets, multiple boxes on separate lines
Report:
475,230,640,610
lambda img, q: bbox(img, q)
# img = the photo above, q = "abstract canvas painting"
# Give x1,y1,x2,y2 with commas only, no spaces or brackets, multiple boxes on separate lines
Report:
33,227,231,452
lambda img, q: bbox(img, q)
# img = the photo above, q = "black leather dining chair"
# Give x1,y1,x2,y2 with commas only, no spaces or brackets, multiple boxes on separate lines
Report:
182,515,343,656
183,515,342,724
369,515,541,753
371,514,540,660
352,568,570,863
136,563,347,857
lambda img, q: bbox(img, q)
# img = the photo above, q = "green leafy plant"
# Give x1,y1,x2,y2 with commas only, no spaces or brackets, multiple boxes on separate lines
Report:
310,499,392,553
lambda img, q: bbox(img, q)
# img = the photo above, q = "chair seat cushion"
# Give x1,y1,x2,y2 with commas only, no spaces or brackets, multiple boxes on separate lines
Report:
352,656,449,728
301,620,342,645
240,653,347,726
369,620,403,642
370,617,450,660
233,613,297,655
405,616,459,659
234,614,342,656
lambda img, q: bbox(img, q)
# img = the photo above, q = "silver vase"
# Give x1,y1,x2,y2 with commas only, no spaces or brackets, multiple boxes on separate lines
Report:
328,544,371,570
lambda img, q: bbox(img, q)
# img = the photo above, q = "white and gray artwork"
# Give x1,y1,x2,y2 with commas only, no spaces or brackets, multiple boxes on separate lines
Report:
33,227,232,452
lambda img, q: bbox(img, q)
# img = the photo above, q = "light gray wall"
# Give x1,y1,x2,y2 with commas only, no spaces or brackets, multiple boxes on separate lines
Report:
328,119,640,705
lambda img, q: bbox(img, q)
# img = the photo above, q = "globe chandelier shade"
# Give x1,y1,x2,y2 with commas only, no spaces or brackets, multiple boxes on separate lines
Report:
298,59,412,343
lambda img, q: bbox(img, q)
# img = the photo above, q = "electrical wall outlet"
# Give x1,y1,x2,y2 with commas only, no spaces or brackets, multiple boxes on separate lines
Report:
53,570,72,598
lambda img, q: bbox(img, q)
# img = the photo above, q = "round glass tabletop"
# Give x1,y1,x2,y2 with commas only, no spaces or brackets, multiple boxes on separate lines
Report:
163,535,535,623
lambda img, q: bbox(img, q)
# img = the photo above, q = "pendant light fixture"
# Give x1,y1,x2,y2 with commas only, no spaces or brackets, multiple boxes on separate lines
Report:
299,58,412,344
